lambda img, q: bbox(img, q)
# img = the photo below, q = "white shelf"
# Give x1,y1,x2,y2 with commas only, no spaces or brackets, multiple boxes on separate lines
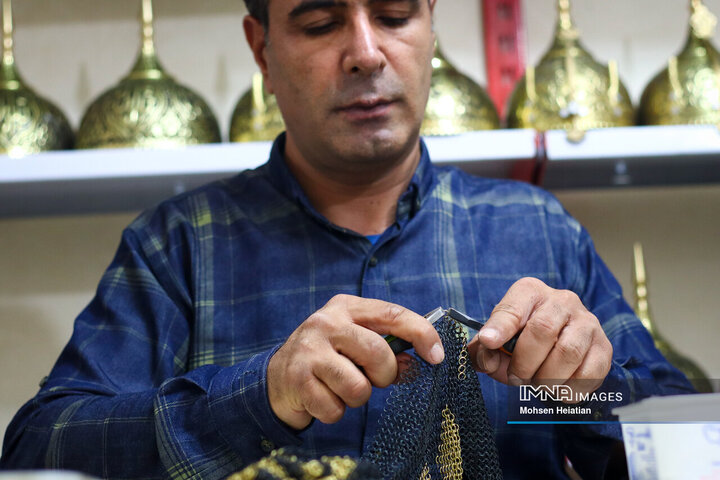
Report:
543,125,720,189
0,142,273,183
0,129,538,217
425,128,537,162
546,125,720,160
4,126,720,217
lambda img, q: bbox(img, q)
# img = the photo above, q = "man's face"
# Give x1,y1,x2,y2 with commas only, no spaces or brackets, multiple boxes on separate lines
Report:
250,0,436,172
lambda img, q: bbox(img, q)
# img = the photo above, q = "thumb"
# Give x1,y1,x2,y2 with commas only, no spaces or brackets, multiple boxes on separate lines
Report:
468,335,511,384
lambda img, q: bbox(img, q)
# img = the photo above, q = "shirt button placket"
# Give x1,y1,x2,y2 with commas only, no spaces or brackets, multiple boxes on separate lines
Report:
361,253,384,299
260,437,275,453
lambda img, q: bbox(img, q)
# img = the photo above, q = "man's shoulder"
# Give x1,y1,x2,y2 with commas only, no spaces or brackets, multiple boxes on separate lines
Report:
128,163,286,232
434,166,565,215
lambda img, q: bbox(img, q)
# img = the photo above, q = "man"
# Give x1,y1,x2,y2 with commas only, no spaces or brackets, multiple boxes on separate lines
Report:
0,0,693,478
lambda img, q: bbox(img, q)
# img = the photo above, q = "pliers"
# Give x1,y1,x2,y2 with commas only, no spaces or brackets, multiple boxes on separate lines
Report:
385,307,518,356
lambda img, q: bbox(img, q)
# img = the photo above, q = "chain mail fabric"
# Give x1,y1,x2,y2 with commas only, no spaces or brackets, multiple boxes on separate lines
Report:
363,314,503,480
226,448,382,480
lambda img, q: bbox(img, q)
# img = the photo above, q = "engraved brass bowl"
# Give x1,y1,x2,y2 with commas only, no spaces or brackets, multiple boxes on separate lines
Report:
421,43,499,136
77,0,220,149
639,0,720,126
0,0,73,156
506,0,633,135
229,72,284,143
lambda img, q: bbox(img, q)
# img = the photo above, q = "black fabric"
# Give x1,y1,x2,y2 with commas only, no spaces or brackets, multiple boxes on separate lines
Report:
363,315,503,479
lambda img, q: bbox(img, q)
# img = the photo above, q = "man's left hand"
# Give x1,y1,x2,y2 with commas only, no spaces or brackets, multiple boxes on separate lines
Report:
467,277,613,401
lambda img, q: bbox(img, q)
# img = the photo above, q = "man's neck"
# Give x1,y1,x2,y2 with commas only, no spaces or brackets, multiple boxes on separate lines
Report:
283,137,421,236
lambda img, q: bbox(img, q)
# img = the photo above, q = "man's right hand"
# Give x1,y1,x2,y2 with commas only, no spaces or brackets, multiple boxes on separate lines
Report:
267,295,445,430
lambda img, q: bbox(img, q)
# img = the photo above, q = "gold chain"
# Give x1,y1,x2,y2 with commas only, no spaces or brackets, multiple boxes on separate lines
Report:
226,449,358,480
448,314,469,380
457,346,468,380
436,405,464,480
322,455,358,479
227,456,288,480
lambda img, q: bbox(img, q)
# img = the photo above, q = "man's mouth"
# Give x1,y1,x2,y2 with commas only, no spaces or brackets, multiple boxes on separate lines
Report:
336,98,395,121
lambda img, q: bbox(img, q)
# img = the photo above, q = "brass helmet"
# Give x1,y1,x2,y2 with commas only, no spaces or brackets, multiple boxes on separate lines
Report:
0,0,73,156
421,42,499,135
506,0,633,138
229,72,285,142
639,0,720,126
77,0,220,149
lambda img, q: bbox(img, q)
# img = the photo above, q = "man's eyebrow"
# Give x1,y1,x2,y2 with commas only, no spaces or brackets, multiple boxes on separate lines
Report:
289,1,348,19
289,0,420,19
368,0,420,6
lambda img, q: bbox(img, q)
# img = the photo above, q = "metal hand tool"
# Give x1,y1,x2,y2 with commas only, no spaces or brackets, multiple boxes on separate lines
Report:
385,307,519,356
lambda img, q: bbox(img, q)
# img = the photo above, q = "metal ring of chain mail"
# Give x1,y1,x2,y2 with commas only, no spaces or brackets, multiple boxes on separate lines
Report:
363,315,503,480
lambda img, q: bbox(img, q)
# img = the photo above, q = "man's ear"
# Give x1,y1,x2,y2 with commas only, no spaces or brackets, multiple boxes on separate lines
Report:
428,0,437,46
243,15,274,93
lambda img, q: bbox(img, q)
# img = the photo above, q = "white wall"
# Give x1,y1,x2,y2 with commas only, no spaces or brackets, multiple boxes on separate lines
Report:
2,0,719,450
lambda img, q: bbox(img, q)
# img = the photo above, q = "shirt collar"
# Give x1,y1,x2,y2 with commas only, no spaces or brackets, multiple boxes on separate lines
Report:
266,133,436,224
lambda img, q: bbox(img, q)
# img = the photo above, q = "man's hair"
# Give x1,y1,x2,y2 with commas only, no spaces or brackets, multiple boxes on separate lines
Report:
243,0,433,29
244,0,269,28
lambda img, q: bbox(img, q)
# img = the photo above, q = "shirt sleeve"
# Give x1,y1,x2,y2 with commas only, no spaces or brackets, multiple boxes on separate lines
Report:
0,213,301,479
557,222,696,480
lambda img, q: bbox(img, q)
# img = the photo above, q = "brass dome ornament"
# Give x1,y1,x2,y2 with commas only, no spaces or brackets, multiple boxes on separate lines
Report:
638,0,720,126
420,43,499,136
77,0,220,149
632,242,713,393
229,72,285,142
506,0,633,140
0,0,73,157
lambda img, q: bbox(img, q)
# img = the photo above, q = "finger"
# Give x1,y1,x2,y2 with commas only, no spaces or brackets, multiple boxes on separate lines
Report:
507,301,572,382
298,375,347,425
531,317,595,384
394,352,416,384
268,354,314,429
331,323,397,388
564,338,613,400
314,354,373,409
468,336,510,383
479,277,549,350
342,296,444,365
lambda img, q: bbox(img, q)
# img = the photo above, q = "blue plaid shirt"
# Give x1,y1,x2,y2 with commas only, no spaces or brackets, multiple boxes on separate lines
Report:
1,135,692,479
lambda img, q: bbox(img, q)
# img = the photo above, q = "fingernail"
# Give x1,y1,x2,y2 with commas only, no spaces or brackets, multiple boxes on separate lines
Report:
479,327,499,343
508,374,523,387
429,342,444,364
475,349,488,372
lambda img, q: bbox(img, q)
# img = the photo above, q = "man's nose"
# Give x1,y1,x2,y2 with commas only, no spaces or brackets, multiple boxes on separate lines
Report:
341,14,386,75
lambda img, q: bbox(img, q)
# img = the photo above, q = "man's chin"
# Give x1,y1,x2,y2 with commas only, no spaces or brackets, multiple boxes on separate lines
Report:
333,127,419,165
